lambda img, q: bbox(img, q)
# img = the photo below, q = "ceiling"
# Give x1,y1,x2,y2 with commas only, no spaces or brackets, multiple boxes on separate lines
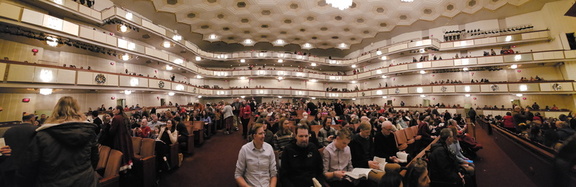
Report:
108,0,560,56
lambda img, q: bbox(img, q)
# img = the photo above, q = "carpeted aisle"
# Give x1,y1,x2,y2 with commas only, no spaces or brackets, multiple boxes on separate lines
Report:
159,127,247,187
473,124,537,187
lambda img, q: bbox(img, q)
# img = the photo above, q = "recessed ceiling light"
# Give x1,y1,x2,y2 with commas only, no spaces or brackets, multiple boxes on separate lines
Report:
173,34,182,41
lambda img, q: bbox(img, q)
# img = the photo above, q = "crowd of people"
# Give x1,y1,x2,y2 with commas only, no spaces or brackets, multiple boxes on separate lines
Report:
2,96,575,187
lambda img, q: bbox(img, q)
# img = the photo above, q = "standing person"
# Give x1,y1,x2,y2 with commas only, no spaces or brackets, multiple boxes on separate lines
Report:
232,99,242,131
280,124,325,187
322,128,354,187
111,106,134,172
18,96,99,187
1,114,38,186
223,101,234,134
468,108,477,123
98,113,113,147
234,123,277,187
240,101,252,139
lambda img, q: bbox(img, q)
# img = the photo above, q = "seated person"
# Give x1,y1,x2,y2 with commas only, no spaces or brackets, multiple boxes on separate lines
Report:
135,119,152,138
280,124,325,187
235,123,277,187
428,128,466,187
155,120,178,171
403,158,431,187
273,119,294,151
322,128,354,187
318,118,337,147
349,122,401,172
374,121,405,163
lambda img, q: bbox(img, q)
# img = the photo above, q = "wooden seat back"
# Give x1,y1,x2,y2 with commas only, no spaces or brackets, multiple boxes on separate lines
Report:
140,138,156,158
103,149,123,178
310,125,322,136
404,126,415,139
132,137,142,158
96,145,111,171
394,129,408,145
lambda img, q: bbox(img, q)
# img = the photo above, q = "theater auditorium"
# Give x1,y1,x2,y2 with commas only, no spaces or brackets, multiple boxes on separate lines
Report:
0,0,575,186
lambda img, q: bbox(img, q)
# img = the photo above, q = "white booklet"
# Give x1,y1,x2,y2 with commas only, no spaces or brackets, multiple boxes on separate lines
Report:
373,156,387,171
345,168,372,180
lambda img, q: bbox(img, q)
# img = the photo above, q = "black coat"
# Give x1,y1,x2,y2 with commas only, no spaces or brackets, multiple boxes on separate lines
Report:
280,141,324,187
1,123,37,172
428,142,463,185
19,122,99,187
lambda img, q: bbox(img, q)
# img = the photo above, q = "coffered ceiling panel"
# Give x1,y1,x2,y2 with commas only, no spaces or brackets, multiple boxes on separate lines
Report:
114,0,559,50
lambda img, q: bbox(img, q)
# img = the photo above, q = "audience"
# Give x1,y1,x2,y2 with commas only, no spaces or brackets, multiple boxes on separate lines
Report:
279,124,325,187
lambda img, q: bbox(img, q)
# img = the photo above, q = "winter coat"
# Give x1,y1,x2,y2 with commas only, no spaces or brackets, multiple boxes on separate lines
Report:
19,122,99,187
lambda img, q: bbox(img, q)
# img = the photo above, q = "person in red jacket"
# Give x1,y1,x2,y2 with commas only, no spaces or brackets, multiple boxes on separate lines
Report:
502,112,515,132
240,100,252,139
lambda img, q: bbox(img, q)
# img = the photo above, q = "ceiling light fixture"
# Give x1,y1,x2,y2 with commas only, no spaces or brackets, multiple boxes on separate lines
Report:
39,88,53,95
124,90,132,95
278,59,283,63
173,34,182,41
125,12,133,20
510,64,518,69
274,39,286,46
302,43,313,49
119,25,128,33
401,0,414,2
311,63,317,66
338,43,349,49
168,92,175,96
121,54,130,61
376,50,383,55
240,59,246,63
195,56,202,61
163,41,172,48
326,0,353,10
381,56,388,60
166,65,173,70
351,64,357,68
243,39,254,46
46,36,58,47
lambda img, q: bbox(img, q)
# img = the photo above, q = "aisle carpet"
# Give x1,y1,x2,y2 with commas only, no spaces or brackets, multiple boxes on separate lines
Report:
473,124,537,187
159,128,247,187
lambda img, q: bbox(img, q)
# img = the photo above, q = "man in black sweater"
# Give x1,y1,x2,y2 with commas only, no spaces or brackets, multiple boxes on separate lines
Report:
280,124,325,187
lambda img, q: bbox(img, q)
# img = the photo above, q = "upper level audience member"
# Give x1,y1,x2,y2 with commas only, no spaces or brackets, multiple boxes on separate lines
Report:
322,128,354,187
235,123,277,187
19,96,99,187
280,124,325,187
428,128,465,187
1,114,38,186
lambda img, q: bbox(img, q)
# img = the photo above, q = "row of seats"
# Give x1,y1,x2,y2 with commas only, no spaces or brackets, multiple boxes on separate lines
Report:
96,145,123,187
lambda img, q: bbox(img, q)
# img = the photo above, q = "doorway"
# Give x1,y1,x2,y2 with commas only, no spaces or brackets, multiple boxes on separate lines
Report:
160,98,166,106
116,99,125,108
511,99,521,108
423,99,430,107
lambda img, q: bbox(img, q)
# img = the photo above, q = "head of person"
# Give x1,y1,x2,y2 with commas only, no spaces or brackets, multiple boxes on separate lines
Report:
334,128,352,150
141,119,148,127
358,121,372,139
381,121,395,136
150,114,158,122
113,105,124,115
439,128,454,146
295,124,310,148
379,171,403,187
91,111,99,118
166,120,173,130
46,96,85,124
280,118,292,133
250,123,266,146
506,112,512,116
22,114,36,123
324,118,332,127
405,158,430,187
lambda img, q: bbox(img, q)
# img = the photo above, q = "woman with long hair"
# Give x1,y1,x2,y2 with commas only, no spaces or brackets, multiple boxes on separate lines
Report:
404,158,431,187
19,96,99,186
273,118,294,151
111,105,134,172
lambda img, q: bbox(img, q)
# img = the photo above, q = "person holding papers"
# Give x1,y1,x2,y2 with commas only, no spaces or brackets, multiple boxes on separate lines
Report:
350,122,402,173
374,121,402,163
322,128,354,187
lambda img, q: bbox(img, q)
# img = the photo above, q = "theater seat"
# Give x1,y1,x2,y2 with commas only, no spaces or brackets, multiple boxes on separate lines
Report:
133,138,156,187
98,149,123,187
184,121,195,154
96,145,111,175
131,137,142,158
192,121,204,146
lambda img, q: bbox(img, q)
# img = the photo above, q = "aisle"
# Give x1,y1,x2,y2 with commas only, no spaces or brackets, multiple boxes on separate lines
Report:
473,124,537,187
159,127,247,187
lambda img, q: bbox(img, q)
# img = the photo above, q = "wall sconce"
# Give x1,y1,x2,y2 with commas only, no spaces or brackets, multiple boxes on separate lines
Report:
118,25,129,33
168,92,175,96
31,48,39,56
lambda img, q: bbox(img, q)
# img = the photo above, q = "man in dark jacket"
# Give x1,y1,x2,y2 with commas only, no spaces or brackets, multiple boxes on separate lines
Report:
280,124,325,187
428,128,465,187
18,121,99,187
1,114,38,186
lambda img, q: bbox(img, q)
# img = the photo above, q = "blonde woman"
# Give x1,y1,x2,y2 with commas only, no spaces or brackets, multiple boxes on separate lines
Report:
19,96,99,187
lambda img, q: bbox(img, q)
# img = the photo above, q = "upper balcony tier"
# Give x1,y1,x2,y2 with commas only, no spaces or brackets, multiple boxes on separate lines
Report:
2,60,575,99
